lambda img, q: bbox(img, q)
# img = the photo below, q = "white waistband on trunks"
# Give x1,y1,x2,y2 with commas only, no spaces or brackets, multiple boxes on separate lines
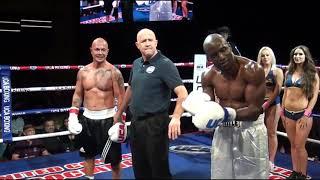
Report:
83,107,116,120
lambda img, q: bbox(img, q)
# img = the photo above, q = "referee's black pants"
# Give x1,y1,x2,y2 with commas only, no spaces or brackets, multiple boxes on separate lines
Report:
130,114,172,179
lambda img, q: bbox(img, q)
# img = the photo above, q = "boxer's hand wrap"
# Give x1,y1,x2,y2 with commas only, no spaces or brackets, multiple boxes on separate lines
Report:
108,122,127,143
192,101,236,130
68,107,83,135
182,90,211,115
304,109,312,118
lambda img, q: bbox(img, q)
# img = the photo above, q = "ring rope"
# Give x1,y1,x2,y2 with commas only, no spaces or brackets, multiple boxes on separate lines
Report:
277,64,320,70
3,63,320,71
5,63,194,71
277,131,320,144
2,107,70,116
0,105,193,117
81,4,103,10
2,112,320,145
8,65,84,71
0,79,194,93
0,131,70,143
3,78,320,94
1,106,319,118
0,113,193,143
0,86,75,93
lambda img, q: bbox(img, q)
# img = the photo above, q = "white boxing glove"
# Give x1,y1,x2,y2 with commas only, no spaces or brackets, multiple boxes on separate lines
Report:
68,107,83,135
192,101,236,130
182,90,211,115
108,122,127,143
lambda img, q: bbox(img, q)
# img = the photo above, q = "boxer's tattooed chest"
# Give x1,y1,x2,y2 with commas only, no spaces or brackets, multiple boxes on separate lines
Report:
94,69,112,89
94,69,111,81
82,69,112,90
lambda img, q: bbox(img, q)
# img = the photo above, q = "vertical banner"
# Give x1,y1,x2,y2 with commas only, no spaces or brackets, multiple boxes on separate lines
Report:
193,54,207,91
1,66,13,142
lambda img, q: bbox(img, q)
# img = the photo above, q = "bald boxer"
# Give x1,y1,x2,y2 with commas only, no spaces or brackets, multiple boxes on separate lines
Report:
114,28,188,179
183,33,269,179
68,37,125,179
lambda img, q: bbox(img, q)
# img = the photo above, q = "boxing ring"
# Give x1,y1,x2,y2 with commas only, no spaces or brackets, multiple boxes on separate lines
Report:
1,58,320,179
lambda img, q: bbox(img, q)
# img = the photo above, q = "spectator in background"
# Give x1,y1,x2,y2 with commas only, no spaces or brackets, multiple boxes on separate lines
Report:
60,118,76,152
11,101,26,137
209,26,241,56
11,124,49,160
11,116,25,137
41,119,68,154
87,0,98,6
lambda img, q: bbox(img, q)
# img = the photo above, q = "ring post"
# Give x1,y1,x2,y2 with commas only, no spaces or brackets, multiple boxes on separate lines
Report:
0,65,13,143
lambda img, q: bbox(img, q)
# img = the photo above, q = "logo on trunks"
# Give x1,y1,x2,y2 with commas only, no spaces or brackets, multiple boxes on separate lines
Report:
146,66,155,73
169,145,211,154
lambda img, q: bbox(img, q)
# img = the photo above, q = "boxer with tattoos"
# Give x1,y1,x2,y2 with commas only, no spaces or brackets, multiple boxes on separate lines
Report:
68,37,125,179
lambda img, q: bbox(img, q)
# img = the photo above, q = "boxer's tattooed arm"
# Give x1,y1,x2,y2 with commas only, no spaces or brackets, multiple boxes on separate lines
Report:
72,97,82,107
113,68,125,110
116,69,125,89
